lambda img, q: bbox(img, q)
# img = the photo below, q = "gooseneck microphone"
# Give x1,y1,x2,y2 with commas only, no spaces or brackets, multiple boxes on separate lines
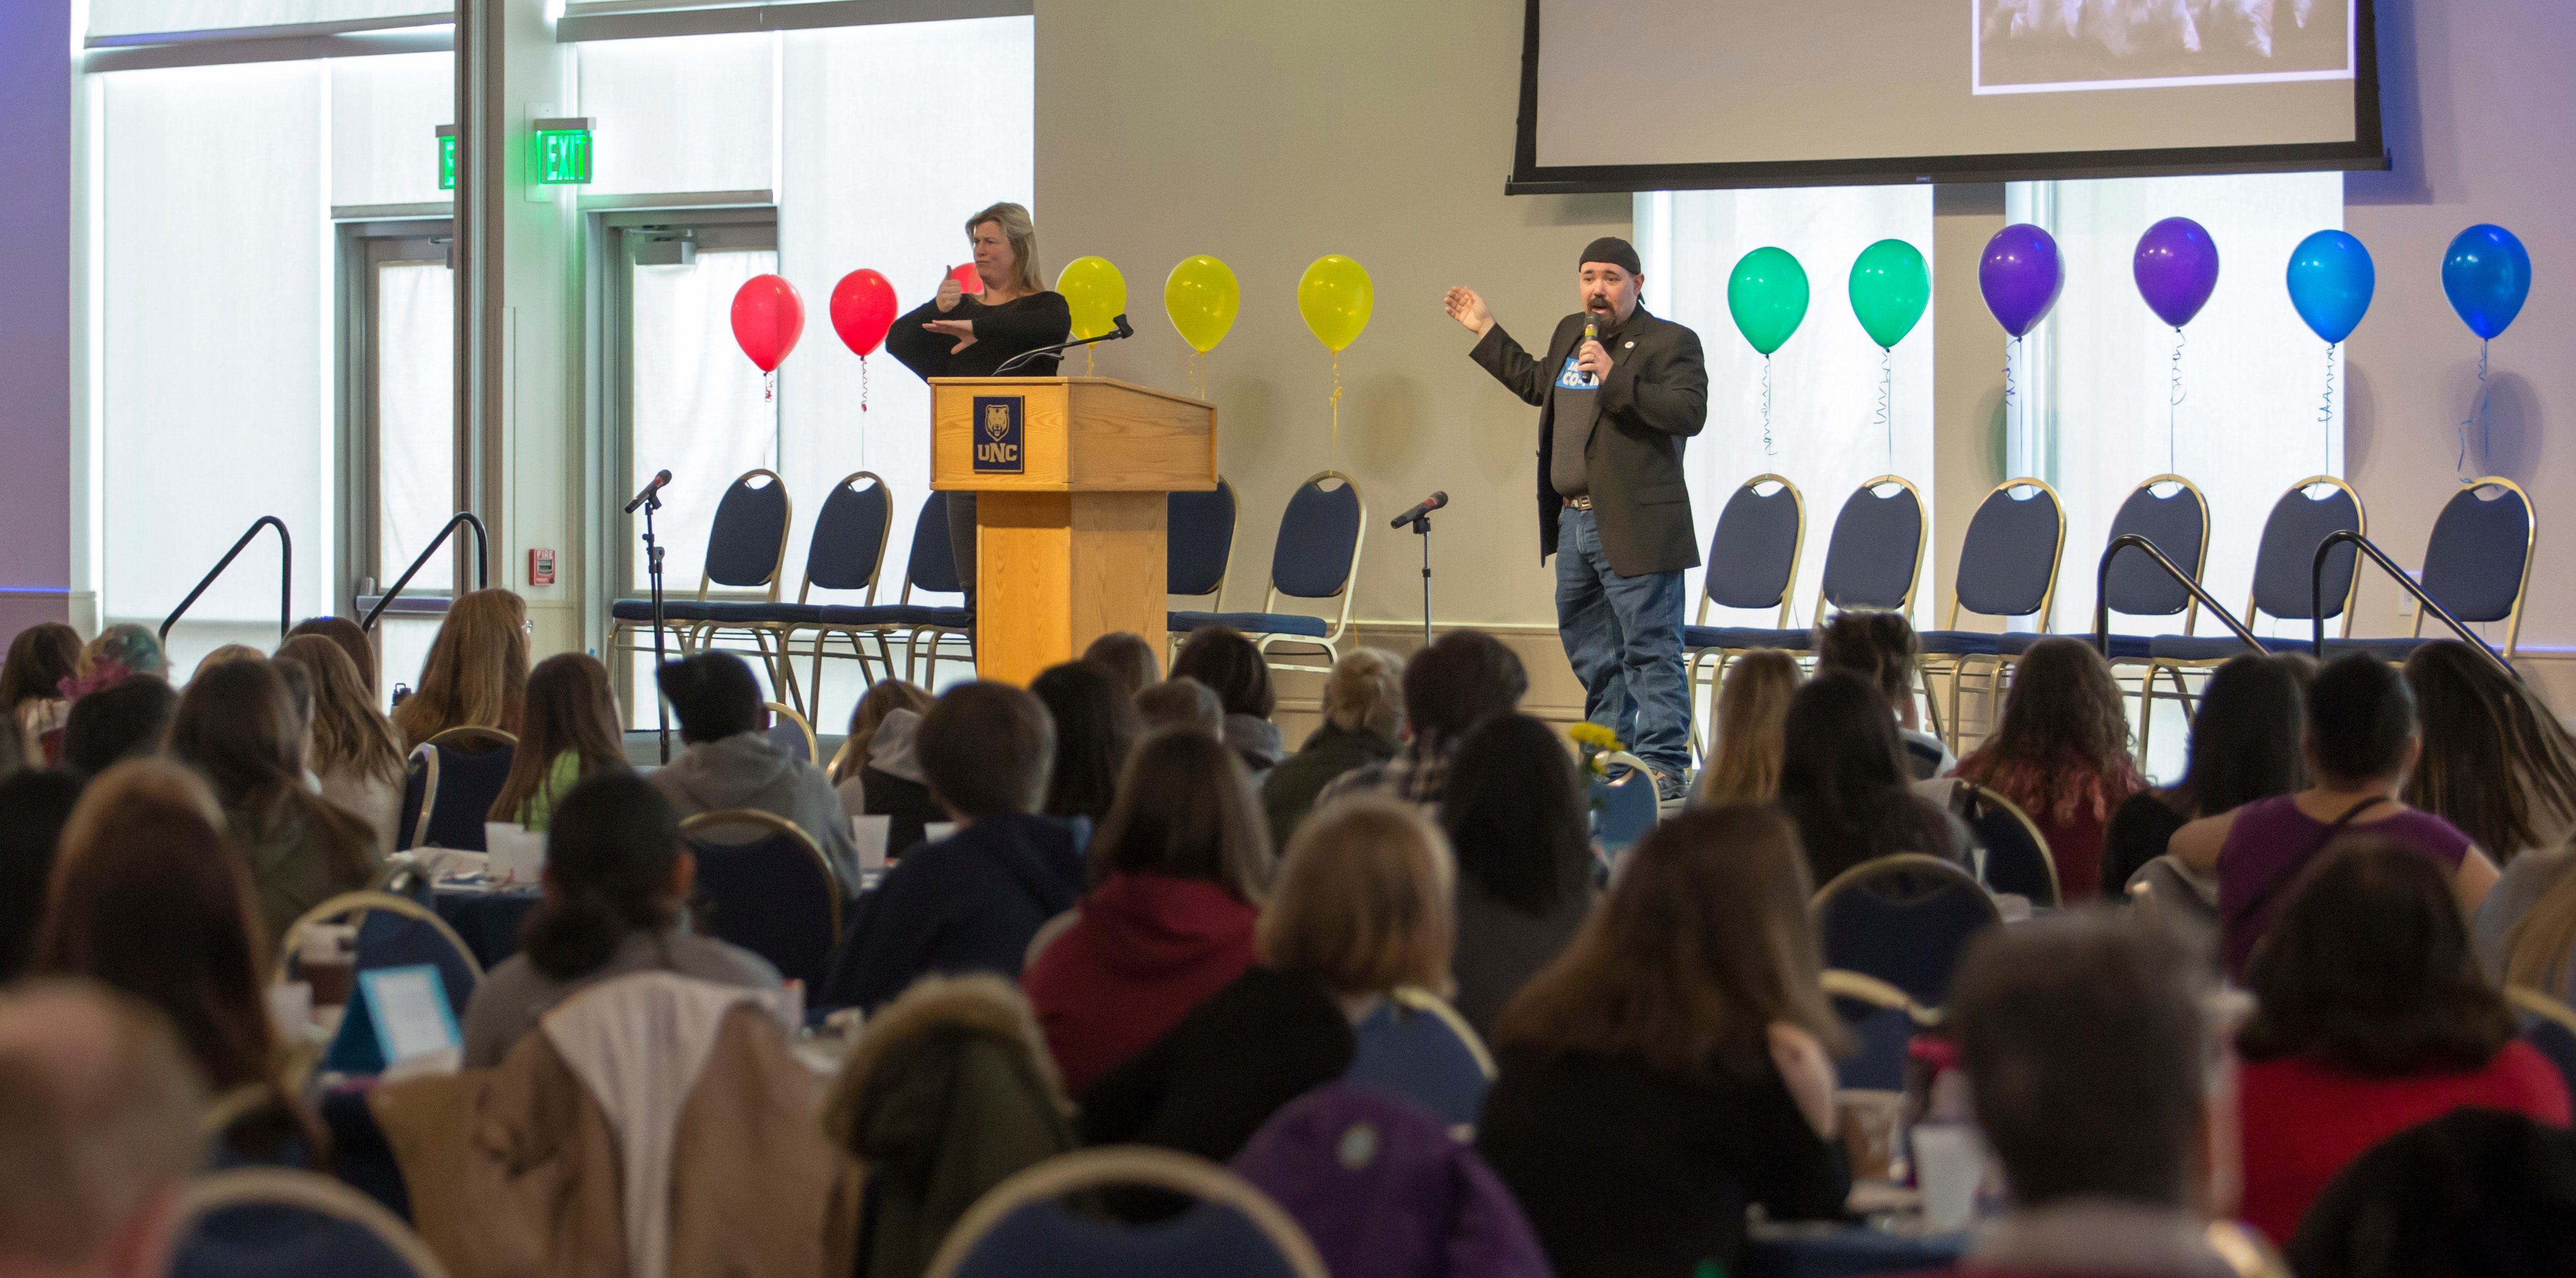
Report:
994,313,1138,375
1390,491,1449,528
624,470,672,514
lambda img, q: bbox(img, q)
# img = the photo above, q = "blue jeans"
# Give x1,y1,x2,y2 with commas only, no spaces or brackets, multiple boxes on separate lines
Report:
1554,506,1689,776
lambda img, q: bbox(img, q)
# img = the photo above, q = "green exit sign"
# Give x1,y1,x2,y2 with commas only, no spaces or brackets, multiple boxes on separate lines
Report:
532,117,594,186
436,124,456,191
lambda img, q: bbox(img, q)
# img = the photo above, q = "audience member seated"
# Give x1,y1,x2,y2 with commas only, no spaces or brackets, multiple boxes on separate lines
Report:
1028,660,1141,826
32,760,317,1166
821,975,1077,1278
1024,731,1272,1094
2173,653,2501,980
1134,676,1223,738
822,682,1083,1011
287,614,381,696
1442,713,1596,1040
1271,797,1487,1129
192,644,266,680
1171,626,1283,776
1953,637,2146,899
2403,640,2576,865
2233,840,2570,1244
0,769,81,982
1691,648,1799,807
0,620,78,763
1263,647,1404,845
2100,653,2305,901
274,634,407,856
1477,806,1849,1278
1082,630,1162,699
2286,1108,2576,1278
461,772,781,1069
833,680,938,852
1816,611,1950,780
0,980,205,1278
2494,850,2576,999
647,652,863,887
167,660,377,943
57,676,177,780
1938,911,2239,1278
388,587,529,748
1778,670,1971,886
1319,629,1528,810
486,652,628,833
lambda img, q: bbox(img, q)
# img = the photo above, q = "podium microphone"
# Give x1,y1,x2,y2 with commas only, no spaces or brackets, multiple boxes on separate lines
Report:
994,314,1138,374
624,470,672,514
1390,491,1448,528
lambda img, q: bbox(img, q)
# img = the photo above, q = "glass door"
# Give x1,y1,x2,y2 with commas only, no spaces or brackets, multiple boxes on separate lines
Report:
357,227,456,704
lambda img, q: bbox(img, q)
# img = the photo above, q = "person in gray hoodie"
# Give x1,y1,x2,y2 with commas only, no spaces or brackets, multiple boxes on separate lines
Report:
647,652,864,894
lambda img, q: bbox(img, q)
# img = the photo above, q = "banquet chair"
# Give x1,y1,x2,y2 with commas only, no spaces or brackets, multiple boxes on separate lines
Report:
701,471,894,711
2505,986,2576,1100
2148,476,2364,711
2124,855,2219,935
1164,477,1240,637
168,1167,451,1278
2323,475,2535,663
764,700,817,764
1343,987,1496,1134
892,492,978,685
1949,780,2060,907
1679,474,1804,760
609,468,794,697
396,727,516,852
274,891,484,1019
1821,969,1937,1092
681,808,843,987
1171,471,1365,676
1592,749,1660,853
1812,854,2001,1009
1701,476,1925,657
2001,474,2209,762
1912,478,2065,750
925,1147,1329,1278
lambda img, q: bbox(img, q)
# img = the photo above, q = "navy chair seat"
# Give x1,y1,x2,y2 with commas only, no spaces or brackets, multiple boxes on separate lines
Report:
353,910,478,1016
1815,860,2001,1008
2147,634,2285,662
1683,625,1813,652
1832,997,1917,1092
397,741,516,852
1915,630,2005,657
949,1199,1304,1278
697,601,823,624
610,598,714,623
2318,636,2449,662
687,826,841,987
1343,995,1490,1131
1169,610,1332,638
171,1206,423,1278
1994,631,2158,660
815,603,968,628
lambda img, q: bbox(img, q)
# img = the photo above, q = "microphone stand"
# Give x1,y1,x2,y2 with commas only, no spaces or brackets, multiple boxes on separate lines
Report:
1405,512,1433,647
992,315,1137,375
639,490,671,762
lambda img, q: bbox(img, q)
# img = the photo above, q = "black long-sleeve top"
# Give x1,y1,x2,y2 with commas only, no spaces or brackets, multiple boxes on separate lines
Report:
883,289,1073,380
1475,1047,1851,1278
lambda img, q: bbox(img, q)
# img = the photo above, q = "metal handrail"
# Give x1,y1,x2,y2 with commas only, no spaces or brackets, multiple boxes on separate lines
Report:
2094,534,2264,657
161,517,291,641
2310,530,2519,683
361,513,491,632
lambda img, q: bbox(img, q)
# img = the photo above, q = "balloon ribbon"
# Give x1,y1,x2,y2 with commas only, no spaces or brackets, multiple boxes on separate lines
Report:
2004,336,2018,418
2457,340,2490,476
765,370,776,403
1877,346,1893,471
1329,352,1343,451
860,354,870,413
1190,351,1205,401
2317,342,2335,473
1761,354,1775,457
1084,346,1095,377
2167,328,2187,473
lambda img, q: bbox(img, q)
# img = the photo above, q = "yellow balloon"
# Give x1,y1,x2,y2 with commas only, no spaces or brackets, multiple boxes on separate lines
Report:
1163,255,1241,353
1056,255,1127,342
1295,254,1373,352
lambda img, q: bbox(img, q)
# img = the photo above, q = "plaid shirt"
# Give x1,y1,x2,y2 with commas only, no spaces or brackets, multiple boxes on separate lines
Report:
1313,738,1450,811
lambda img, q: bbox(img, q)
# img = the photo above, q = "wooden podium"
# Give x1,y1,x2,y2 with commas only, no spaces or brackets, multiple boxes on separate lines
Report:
930,377,1216,686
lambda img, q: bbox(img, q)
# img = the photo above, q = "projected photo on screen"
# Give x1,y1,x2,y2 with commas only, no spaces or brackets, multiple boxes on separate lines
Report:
1976,0,2353,93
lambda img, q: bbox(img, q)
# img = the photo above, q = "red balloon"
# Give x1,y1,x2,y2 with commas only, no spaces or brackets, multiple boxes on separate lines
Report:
731,273,805,373
830,269,899,357
949,262,986,295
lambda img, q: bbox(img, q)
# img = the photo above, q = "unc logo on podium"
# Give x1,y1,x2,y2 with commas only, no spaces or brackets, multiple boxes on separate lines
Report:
972,396,1025,475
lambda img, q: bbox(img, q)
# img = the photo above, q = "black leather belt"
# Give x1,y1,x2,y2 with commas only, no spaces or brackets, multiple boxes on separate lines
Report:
1564,495,1593,511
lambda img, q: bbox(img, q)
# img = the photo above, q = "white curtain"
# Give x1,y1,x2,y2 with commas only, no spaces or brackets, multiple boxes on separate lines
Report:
90,0,449,38
578,32,777,197
1635,186,1939,630
378,259,454,592
332,51,453,208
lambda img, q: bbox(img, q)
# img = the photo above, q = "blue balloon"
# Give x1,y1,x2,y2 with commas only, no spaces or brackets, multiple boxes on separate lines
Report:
2285,230,2374,345
2442,224,2531,340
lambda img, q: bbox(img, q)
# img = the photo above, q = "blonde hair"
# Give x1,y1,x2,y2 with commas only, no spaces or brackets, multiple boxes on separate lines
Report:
2504,855,2576,1000
1258,796,1455,997
191,645,266,682
273,636,403,788
836,680,933,785
1324,648,1405,738
966,202,1044,296
1696,650,1800,806
390,589,528,748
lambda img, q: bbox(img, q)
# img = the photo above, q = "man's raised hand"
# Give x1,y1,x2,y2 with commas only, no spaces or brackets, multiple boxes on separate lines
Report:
1443,286,1495,338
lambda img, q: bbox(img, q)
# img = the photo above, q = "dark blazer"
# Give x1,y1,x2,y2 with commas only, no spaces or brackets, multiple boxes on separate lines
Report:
1469,307,1708,578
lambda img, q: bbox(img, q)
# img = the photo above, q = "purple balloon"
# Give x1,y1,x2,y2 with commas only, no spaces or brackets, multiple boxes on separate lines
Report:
2134,216,2220,328
1980,223,2064,338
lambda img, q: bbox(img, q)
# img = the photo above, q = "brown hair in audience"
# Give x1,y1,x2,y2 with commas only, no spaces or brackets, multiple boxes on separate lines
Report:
1696,649,1800,806
1088,729,1273,901
1171,626,1277,720
57,677,178,778
2505,872,2576,1001
390,587,529,747
1440,713,1591,916
1082,631,1162,699
274,635,404,789
1404,630,1529,746
489,653,627,825
1323,648,1405,738
1777,671,1957,881
1815,611,1922,723
519,772,692,981
166,660,374,890
1136,677,1224,739
1497,805,1846,1078
0,621,79,717
1030,660,1141,825
192,645,266,681
1259,797,1454,997
1957,636,2141,821
2237,838,2516,1074
917,681,1055,817
288,615,378,695
2403,640,2576,862
834,679,933,785
2304,653,2417,788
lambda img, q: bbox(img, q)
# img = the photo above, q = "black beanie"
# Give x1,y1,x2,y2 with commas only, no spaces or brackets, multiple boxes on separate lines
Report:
1579,236,1642,277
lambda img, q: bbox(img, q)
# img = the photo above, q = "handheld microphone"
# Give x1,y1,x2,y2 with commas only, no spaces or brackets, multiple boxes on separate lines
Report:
1390,491,1449,528
1584,312,1599,344
624,470,672,514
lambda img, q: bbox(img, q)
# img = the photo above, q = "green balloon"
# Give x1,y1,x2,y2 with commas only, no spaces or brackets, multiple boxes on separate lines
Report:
1848,238,1930,350
1728,247,1810,356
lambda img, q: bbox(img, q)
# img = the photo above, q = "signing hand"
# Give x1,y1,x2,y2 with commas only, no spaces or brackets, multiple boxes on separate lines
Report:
1575,338,1613,377
1443,286,1494,338
1768,1021,1842,1139
936,268,964,314
922,318,977,353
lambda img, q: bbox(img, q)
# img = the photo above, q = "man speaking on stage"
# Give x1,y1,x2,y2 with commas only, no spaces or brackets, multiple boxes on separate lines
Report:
1446,237,1707,801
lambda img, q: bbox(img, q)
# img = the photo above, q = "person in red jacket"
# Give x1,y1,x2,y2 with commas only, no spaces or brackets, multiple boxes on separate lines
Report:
1022,730,1274,1094
2234,838,2571,1244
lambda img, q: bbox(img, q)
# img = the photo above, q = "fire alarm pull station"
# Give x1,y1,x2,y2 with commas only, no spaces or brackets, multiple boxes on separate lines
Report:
530,548,557,586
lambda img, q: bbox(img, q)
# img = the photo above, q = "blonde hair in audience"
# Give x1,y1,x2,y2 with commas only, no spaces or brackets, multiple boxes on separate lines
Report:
2504,863,2576,1000
966,202,1045,296
191,645,266,681
835,680,933,785
274,635,403,788
1258,796,1455,998
1323,648,1405,738
1083,631,1161,699
391,588,528,748
1136,677,1224,739
0,978,205,1267
1696,650,1800,806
